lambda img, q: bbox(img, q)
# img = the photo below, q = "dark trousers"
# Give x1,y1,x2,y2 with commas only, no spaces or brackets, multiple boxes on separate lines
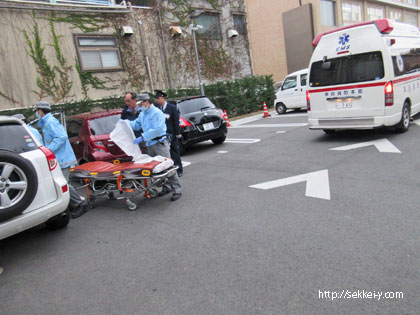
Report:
61,167,85,210
168,136,183,174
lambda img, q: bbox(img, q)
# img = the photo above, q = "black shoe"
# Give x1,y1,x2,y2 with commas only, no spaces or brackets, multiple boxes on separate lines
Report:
158,187,171,197
177,172,183,177
171,193,181,201
71,204,88,219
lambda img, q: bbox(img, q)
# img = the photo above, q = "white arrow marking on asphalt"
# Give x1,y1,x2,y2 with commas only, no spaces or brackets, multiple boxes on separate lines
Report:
413,119,420,126
182,161,191,167
217,151,228,154
232,123,307,128
329,138,401,153
225,138,261,144
276,131,286,134
249,169,330,200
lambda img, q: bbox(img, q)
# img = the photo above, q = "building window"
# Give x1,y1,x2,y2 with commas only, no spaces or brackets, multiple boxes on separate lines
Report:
367,6,384,21
195,12,222,40
405,12,418,26
342,1,362,23
74,35,123,71
320,0,336,26
233,14,246,34
115,0,154,6
389,8,403,22
403,0,417,6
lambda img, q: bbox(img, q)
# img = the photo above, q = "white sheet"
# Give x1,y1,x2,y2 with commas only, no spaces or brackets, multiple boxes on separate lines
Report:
110,120,174,172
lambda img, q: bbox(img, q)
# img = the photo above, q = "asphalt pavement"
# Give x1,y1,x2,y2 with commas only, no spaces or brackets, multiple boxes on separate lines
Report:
1,110,419,314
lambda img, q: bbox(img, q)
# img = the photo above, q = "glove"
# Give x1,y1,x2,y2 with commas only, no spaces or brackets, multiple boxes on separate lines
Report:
176,134,182,139
133,136,143,144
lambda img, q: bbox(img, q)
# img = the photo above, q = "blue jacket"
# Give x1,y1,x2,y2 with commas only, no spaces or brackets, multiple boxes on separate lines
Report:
38,113,77,169
27,124,44,145
130,105,167,147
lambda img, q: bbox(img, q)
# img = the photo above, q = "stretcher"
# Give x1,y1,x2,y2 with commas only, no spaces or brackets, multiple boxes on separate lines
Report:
69,159,177,210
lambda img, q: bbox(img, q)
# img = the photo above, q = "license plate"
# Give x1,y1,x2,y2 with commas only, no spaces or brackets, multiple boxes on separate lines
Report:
202,122,214,131
336,99,352,109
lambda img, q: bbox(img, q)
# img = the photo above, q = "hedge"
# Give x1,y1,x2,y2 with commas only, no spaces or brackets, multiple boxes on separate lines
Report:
167,75,275,116
0,75,275,119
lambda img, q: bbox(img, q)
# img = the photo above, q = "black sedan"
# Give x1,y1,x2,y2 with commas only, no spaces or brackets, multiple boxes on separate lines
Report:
176,96,228,154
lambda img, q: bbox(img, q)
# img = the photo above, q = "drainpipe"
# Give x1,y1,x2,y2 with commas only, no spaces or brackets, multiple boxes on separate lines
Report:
157,0,172,89
137,20,154,92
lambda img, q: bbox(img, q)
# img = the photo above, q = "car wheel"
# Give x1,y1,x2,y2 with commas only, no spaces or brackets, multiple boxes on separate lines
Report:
45,209,70,230
395,102,410,133
275,103,287,114
0,151,38,222
323,129,336,135
212,136,226,145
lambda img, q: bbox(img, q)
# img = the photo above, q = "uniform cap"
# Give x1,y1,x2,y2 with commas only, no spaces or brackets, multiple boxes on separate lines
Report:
154,90,167,98
137,94,150,102
35,101,51,110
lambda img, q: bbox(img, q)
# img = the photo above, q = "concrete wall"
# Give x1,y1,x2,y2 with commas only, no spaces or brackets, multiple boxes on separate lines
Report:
0,0,252,110
282,4,314,74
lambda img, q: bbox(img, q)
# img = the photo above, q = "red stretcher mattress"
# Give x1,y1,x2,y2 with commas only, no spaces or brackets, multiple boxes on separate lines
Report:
70,160,163,178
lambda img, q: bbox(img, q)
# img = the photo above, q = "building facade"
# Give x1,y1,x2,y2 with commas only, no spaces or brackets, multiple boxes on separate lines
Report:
245,0,420,82
0,0,252,110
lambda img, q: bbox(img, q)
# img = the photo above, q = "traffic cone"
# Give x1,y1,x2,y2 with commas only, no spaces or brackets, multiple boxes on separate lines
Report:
223,110,231,127
262,102,271,118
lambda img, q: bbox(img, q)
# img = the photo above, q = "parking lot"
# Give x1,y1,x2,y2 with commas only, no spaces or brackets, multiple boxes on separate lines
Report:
1,110,419,314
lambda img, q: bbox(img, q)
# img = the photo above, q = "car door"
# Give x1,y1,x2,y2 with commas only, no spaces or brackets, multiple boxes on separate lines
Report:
279,75,298,107
296,73,308,108
66,119,85,162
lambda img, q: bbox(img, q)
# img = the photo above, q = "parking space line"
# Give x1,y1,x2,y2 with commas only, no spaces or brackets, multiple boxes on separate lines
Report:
232,123,307,128
225,138,261,143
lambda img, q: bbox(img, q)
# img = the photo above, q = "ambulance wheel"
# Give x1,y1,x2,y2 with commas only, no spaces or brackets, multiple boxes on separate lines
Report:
275,103,287,114
323,129,336,135
395,102,410,133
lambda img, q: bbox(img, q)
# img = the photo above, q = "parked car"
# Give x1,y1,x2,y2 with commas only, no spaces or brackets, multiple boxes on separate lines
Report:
0,116,70,240
274,68,308,114
66,109,130,164
176,96,228,154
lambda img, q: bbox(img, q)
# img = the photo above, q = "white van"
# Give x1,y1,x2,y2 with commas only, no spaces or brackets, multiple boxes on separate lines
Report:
307,19,420,133
274,68,308,114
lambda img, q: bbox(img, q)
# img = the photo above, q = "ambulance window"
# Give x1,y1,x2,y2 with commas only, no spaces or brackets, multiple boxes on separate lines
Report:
300,74,307,86
282,76,297,90
392,48,420,77
309,51,384,87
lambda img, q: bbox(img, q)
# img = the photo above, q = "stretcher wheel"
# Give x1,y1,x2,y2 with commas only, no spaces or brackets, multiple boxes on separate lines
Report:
126,199,137,211
148,189,158,198
87,197,96,209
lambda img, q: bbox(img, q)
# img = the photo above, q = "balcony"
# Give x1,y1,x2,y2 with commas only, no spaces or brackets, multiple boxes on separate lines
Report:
0,0,131,12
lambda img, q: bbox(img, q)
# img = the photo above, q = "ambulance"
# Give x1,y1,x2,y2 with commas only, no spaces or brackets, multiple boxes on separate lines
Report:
307,19,420,134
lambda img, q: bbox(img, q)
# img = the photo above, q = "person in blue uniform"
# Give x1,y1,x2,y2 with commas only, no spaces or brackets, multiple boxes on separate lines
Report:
130,94,182,201
153,90,183,177
35,102,87,218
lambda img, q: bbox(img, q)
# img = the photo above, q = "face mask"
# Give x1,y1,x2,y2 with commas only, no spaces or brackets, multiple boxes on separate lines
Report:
35,112,41,120
140,106,149,112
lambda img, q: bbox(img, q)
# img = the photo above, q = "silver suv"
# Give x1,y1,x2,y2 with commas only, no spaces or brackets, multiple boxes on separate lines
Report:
0,116,70,240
